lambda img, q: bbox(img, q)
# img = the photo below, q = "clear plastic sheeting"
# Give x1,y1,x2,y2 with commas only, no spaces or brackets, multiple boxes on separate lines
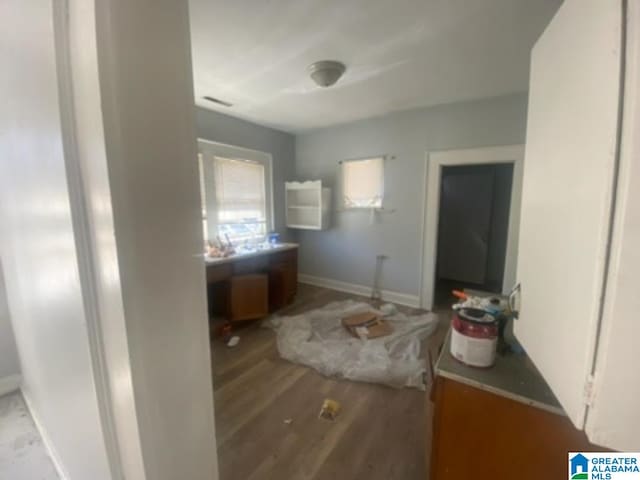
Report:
264,300,438,390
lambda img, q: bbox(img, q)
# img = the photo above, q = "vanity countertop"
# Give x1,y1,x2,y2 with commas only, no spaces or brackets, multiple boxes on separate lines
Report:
204,242,298,266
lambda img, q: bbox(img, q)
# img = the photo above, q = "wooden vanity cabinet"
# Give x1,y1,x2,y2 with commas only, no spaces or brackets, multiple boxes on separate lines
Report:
429,376,601,480
268,249,297,311
205,245,298,321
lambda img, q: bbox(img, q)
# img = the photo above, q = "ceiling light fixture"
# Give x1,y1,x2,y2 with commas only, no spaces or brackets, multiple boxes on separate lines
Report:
308,60,346,88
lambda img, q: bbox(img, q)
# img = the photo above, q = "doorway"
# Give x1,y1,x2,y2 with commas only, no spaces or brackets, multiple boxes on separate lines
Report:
433,163,513,307
420,145,525,311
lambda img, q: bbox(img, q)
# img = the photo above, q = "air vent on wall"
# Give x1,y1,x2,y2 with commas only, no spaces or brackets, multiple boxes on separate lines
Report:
203,96,233,107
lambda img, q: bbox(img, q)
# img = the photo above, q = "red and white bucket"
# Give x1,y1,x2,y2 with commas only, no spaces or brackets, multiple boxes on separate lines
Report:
450,308,498,368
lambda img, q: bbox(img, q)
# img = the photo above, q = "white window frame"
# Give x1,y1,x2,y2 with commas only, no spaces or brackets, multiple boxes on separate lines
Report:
197,139,274,244
340,155,385,209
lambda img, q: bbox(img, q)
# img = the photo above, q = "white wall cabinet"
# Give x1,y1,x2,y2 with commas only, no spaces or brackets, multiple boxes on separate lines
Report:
515,0,640,451
285,181,330,230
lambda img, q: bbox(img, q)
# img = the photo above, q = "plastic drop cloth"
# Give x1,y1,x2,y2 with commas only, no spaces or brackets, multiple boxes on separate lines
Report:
264,300,438,390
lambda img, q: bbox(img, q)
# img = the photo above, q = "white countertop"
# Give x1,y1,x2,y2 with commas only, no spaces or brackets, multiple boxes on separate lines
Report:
204,242,298,266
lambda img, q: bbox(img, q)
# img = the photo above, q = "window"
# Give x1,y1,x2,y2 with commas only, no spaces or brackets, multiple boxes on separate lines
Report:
342,156,384,208
198,141,273,245
213,156,267,242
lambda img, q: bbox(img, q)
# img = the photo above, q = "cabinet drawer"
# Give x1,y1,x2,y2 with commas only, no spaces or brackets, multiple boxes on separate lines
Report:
233,256,269,274
206,263,232,283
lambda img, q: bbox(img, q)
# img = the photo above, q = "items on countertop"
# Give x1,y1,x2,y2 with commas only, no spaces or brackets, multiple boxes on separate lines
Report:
451,289,508,315
206,235,236,258
449,290,519,368
267,231,280,245
451,308,499,368
205,232,286,259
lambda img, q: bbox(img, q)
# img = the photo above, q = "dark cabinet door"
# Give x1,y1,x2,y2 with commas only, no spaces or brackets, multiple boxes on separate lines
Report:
430,377,604,480
268,249,298,310
229,274,268,321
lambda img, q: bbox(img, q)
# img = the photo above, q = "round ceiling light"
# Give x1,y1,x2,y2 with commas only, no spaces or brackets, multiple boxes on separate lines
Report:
308,60,346,88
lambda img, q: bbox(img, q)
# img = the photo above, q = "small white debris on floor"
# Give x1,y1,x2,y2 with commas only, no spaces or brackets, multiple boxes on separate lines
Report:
0,392,59,480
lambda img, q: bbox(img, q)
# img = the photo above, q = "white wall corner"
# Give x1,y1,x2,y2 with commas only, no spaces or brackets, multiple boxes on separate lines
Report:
21,390,70,480
298,273,421,308
0,374,22,397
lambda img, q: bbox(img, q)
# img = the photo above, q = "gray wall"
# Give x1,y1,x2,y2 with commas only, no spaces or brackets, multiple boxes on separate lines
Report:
295,93,528,297
0,260,20,381
196,108,297,241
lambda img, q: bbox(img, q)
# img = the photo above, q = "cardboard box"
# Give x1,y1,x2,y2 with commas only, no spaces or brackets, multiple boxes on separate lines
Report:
342,311,393,339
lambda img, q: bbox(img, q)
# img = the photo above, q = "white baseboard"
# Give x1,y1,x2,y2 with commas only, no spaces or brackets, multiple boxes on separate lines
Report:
21,389,70,480
298,273,421,308
0,374,21,397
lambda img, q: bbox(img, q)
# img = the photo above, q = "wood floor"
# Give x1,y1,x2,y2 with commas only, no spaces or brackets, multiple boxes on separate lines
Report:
210,284,450,480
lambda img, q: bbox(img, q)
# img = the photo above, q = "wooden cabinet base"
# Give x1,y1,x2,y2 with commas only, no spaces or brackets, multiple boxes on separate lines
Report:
205,246,298,321
267,249,297,311
229,274,268,321
430,377,604,480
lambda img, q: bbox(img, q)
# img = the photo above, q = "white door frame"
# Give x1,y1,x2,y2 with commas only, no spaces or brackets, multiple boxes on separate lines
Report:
420,144,525,310
52,2,133,479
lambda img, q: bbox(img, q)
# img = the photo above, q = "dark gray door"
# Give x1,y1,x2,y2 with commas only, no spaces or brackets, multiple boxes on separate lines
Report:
437,168,494,284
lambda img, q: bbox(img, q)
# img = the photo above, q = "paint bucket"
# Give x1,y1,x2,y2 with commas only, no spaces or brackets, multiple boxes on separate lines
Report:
450,308,498,368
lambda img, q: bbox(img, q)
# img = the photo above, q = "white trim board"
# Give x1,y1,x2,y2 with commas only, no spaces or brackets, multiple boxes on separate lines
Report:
0,374,22,397
298,274,421,308
52,2,128,478
21,389,70,480
419,144,525,311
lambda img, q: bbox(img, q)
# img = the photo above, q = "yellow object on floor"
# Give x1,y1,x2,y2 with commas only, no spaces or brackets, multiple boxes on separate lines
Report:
319,398,341,421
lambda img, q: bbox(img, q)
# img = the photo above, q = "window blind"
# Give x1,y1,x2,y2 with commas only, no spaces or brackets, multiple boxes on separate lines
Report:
342,157,384,208
213,156,267,241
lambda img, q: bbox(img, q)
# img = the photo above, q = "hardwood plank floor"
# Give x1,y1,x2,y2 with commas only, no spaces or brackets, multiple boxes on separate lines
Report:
210,284,450,480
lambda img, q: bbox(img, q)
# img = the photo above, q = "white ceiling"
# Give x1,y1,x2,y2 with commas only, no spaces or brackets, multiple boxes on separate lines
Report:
189,0,561,133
